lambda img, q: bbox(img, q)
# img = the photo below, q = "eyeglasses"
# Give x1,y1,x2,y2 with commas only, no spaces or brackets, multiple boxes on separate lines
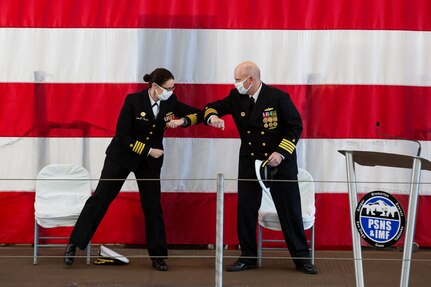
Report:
157,83,175,92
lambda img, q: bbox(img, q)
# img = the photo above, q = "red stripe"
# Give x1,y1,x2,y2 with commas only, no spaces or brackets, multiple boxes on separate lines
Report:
1,83,431,140
1,0,430,30
1,191,431,248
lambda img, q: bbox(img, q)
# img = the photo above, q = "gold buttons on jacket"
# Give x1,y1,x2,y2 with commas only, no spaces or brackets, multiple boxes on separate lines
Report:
247,131,251,134
261,131,265,135
149,132,153,135
248,142,252,145
262,143,266,146
264,153,268,157
251,153,255,156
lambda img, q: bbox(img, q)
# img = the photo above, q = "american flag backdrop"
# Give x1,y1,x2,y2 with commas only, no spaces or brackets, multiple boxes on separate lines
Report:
1,0,431,247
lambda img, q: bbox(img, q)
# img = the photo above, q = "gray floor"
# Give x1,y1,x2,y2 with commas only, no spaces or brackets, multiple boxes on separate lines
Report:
1,245,431,286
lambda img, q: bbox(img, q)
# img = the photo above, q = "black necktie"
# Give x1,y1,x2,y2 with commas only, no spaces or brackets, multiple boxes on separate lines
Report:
152,102,159,117
249,97,255,113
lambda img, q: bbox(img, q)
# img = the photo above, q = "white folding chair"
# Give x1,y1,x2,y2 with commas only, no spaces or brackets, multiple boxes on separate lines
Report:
33,164,92,264
257,168,315,267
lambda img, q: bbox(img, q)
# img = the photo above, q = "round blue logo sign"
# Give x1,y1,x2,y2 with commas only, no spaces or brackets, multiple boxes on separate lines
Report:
355,191,405,248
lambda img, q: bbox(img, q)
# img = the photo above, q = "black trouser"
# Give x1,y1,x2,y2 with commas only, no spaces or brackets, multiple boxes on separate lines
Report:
69,157,167,259
237,157,310,266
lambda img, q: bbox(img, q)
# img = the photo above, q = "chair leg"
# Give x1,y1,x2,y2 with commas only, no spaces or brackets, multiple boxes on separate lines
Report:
311,225,315,265
257,225,263,267
86,242,91,265
33,220,39,265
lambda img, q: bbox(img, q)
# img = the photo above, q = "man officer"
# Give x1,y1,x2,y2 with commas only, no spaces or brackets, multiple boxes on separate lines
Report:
204,61,317,274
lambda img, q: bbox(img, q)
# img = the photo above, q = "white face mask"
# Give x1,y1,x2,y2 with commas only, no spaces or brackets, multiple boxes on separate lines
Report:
234,77,252,95
156,84,173,101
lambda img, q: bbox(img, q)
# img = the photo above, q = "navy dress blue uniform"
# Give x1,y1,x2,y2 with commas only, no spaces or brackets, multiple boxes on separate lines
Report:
204,83,311,266
69,88,202,260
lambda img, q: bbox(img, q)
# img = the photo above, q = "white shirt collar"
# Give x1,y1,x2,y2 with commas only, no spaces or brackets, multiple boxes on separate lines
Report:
250,82,263,102
148,90,160,106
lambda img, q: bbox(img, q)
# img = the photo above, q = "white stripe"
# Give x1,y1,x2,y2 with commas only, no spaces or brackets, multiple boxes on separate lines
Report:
1,137,430,194
297,139,431,195
1,28,431,85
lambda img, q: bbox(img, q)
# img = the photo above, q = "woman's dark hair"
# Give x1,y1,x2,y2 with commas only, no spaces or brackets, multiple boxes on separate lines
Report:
143,68,174,86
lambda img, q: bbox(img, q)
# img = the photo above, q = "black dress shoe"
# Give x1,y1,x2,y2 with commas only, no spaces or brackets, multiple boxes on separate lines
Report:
226,260,257,272
152,259,168,271
296,262,318,274
64,244,76,266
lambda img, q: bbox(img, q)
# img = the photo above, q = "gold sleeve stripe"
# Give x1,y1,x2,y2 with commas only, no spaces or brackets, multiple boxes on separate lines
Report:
138,142,145,154
281,139,296,148
204,108,218,118
279,139,296,154
281,143,295,152
132,141,145,155
132,141,139,154
279,143,294,154
281,141,296,151
186,113,198,125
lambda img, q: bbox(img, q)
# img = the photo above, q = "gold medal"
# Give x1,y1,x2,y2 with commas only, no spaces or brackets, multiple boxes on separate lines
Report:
273,122,278,127
264,124,268,128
